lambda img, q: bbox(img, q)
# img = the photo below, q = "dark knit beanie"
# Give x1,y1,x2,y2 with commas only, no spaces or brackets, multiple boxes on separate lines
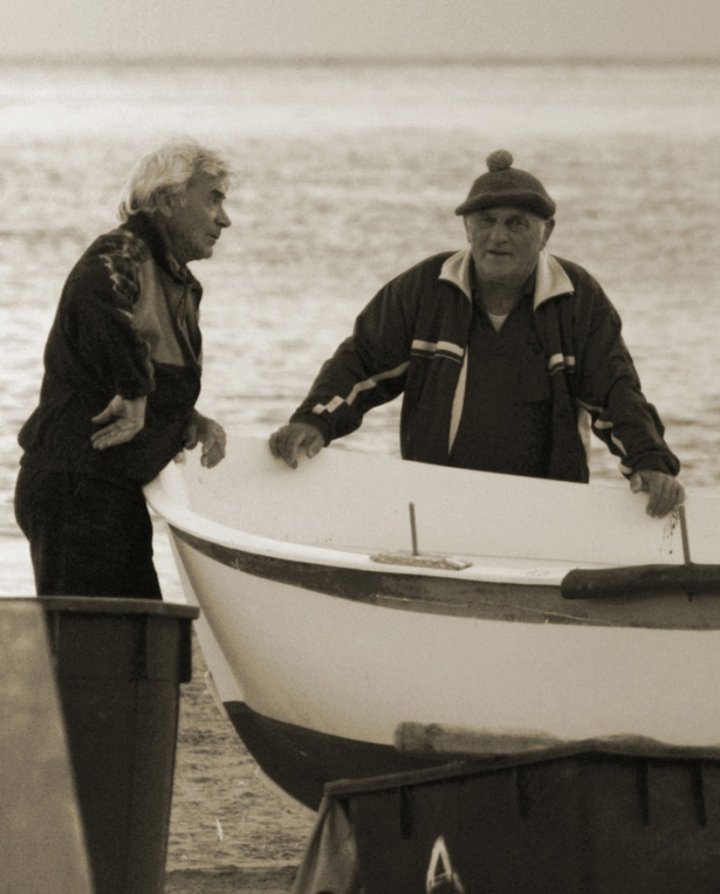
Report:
455,150,556,219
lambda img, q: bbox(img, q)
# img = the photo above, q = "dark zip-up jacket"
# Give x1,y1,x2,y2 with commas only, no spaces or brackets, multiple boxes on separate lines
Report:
18,214,202,485
291,249,680,482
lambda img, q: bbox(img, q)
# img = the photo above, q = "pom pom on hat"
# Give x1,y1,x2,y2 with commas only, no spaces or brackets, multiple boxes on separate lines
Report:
486,149,514,172
455,150,555,219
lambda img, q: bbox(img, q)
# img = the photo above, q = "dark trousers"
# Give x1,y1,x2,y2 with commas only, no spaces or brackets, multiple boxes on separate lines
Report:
14,465,162,599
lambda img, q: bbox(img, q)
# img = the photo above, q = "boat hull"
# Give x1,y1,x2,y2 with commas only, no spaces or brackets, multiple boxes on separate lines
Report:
145,436,720,809
224,700,440,809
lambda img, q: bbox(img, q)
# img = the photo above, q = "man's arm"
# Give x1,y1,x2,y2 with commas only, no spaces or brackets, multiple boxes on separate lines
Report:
269,271,418,467
73,236,156,402
65,239,156,450
573,277,682,516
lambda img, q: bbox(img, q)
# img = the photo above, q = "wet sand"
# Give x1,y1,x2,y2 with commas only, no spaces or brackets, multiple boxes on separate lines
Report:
166,635,316,892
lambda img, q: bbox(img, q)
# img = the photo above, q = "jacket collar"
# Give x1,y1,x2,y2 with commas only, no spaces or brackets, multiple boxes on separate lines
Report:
122,212,198,287
439,248,574,310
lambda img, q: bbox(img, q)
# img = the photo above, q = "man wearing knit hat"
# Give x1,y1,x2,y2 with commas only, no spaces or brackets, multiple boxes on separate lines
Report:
269,151,683,517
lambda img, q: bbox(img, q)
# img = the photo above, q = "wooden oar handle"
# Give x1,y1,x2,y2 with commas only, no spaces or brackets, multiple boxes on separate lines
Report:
561,564,720,600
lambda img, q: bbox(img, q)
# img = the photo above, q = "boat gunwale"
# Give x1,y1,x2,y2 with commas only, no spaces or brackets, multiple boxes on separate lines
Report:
166,522,720,630
145,481,655,589
144,453,719,630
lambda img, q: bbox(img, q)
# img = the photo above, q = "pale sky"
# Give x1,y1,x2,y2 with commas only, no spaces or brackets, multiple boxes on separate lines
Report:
2,0,719,61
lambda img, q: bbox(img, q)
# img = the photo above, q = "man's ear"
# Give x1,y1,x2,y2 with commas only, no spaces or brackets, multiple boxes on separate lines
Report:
155,188,175,220
541,218,556,247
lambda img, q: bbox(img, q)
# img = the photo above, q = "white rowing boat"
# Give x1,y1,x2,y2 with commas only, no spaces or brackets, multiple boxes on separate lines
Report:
145,435,720,809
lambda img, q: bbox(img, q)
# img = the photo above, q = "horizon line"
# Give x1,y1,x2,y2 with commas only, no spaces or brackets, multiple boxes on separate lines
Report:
1,51,718,68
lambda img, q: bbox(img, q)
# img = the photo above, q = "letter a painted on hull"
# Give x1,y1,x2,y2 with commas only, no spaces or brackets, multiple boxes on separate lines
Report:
426,834,466,893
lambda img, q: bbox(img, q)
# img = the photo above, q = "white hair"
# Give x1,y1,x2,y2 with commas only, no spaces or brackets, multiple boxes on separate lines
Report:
119,139,232,221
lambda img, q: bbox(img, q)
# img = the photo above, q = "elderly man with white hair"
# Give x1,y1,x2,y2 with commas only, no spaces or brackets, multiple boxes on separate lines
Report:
15,140,232,599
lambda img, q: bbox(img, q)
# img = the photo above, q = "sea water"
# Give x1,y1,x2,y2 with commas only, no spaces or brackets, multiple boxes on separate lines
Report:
1,59,719,598
1,57,720,871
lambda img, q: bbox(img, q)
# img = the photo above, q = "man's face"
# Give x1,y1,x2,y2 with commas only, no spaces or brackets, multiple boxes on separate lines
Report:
465,206,554,287
162,173,231,264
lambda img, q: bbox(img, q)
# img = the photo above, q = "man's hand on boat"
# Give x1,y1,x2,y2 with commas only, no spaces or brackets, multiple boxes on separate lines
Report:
180,409,227,468
268,423,683,517
630,469,685,518
269,422,324,469
91,394,147,450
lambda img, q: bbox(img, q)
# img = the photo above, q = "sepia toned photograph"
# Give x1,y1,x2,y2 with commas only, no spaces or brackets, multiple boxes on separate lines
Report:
1,2,719,892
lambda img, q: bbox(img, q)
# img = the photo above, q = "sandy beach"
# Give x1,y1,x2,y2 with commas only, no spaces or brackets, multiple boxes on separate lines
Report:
164,865,298,894
165,635,316,893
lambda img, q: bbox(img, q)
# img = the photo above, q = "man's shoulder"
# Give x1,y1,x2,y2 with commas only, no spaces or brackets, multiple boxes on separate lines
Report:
389,252,457,287
551,255,605,293
75,226,151,275
65,226,153,309
406,251,456,274
546,256,619,330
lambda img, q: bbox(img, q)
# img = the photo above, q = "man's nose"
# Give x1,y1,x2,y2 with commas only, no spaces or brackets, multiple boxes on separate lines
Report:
217,208,231,228
488,222,508,242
